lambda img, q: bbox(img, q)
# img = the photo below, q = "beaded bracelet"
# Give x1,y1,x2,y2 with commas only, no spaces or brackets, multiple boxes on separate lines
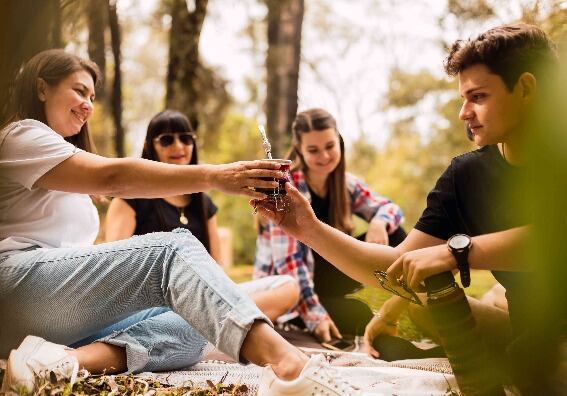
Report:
374,312,399,327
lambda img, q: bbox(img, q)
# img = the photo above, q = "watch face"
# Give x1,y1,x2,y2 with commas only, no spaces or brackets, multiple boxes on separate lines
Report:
450,234,470,249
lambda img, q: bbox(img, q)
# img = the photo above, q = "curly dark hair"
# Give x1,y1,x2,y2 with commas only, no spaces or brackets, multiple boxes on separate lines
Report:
444,23,558,91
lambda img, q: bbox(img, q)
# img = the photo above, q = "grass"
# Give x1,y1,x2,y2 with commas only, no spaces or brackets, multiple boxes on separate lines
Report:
227,265,497,341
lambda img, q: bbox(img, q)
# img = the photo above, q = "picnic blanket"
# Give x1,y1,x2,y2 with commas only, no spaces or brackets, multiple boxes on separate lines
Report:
139,328,461,395
0,329,518,395
0,354,462,396
139,350,458,395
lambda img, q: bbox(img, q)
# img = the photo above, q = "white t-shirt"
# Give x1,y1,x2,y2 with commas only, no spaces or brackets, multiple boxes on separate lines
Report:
0,119,99,254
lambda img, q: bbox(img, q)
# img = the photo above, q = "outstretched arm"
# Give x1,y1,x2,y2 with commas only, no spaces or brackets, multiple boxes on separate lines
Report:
253,183,443,286
36,151,284,199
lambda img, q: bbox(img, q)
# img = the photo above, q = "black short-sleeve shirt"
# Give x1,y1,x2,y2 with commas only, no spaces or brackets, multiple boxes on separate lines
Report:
415,145,528,330
124,194,217,246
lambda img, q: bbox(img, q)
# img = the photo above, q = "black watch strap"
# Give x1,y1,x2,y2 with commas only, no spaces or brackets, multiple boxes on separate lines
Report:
453,250,471,287
447,234,472,288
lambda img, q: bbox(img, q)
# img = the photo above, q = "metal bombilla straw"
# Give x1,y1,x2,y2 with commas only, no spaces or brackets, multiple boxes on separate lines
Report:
258,125,273,160
256,125,286,212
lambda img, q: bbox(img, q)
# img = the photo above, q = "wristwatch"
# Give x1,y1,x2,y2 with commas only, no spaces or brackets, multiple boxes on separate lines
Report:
447,234,472,287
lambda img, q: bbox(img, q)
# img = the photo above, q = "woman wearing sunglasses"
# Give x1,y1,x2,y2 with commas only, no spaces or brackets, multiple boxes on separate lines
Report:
105,110,300,323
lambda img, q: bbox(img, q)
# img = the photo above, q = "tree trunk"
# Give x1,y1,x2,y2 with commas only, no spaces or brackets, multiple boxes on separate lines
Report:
108,0,125,157
0,0,61,124
166,0,208,130
265,0,304,158
87,0,107,102
50,0,63,48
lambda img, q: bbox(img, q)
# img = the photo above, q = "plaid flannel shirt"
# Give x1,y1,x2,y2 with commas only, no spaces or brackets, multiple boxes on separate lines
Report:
253,169,404,331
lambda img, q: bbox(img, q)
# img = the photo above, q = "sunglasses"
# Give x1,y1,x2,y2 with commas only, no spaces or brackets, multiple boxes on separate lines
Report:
374,270,423,306
154,132,196,148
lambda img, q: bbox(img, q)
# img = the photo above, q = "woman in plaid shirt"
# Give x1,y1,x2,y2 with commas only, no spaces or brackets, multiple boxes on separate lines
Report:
254,108,405,342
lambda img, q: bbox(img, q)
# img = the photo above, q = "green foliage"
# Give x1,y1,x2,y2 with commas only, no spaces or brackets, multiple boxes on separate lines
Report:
348,128,426,228
446,0,495,21
193,64,233,142
386,68,452,108
201,112,266,265
542,6,567,44
348,102,474,229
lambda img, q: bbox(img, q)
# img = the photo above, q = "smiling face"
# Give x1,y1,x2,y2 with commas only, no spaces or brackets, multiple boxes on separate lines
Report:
39,70,95,137
458,64,527,147
153,132,195,165
298,128,342,177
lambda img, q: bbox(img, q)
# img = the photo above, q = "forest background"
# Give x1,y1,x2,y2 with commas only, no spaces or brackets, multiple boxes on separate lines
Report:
1,0,566,267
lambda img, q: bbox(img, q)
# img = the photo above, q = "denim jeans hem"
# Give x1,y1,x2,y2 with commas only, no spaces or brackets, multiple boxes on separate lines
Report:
100,332,150,373
219,313,272,364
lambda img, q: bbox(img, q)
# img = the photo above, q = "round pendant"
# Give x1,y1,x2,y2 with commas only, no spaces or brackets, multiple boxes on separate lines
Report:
179,214,189,225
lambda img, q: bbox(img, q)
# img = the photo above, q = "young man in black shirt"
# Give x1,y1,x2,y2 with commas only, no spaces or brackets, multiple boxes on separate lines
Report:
254,23,562,391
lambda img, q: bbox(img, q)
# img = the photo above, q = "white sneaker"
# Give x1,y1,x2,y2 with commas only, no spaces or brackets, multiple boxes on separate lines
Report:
257,354,361,395
0,335,79,395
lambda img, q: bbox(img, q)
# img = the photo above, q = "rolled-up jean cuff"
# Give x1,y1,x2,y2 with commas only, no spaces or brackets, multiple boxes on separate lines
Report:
219,310,273,364
99,332,151,373
99,308,273,370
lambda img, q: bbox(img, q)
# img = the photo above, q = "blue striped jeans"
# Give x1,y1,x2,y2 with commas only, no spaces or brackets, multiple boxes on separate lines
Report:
0,229,269,372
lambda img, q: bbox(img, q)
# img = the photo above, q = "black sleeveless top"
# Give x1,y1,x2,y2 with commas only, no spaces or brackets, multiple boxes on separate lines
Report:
124,194,217,246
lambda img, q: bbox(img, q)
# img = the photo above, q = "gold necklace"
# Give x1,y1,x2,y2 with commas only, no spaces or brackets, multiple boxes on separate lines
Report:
179,207,188,225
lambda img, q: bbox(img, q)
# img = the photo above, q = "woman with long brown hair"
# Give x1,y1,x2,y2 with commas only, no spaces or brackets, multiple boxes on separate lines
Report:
0,50,358,395
254,108,405,342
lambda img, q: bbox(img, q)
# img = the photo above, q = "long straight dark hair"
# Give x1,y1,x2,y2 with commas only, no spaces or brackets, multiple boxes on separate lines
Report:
288,108,353,234
3,49,100,152
142,110,210,252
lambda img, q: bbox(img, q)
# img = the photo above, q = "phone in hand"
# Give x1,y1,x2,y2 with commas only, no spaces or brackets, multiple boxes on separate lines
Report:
321,338,355,352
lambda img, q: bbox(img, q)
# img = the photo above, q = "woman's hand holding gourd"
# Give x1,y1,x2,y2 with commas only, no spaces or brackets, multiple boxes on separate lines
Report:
210,161,282,198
